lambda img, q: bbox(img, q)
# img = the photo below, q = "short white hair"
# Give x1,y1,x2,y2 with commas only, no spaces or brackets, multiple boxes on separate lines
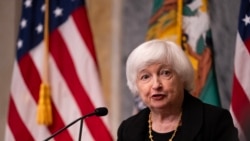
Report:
126,39,194,95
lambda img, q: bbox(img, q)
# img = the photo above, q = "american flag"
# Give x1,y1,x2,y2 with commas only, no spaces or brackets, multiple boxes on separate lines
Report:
5,0,113,140
230,0,250,140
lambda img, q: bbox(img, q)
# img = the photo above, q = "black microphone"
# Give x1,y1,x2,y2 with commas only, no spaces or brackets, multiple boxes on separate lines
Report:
44,107,108,141
95,107,108,116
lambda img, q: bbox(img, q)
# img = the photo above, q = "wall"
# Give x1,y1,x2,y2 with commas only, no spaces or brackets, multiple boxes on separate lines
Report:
0,0,21,139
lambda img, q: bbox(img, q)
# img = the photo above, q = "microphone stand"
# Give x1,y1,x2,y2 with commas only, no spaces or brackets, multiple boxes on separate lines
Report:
44,112,96,141
78,118,83,141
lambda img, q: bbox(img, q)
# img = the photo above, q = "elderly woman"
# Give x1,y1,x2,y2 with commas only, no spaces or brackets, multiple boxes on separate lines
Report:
117,40,239,141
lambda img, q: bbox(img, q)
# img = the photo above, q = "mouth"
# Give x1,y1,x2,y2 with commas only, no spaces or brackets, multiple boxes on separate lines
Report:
151,94,166,100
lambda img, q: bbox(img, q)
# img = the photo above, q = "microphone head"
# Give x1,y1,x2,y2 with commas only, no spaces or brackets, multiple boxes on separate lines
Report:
94,107,108,116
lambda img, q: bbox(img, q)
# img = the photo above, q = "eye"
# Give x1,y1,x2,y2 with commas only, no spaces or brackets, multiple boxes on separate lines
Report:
137,71,151,83
140,74,150,80
160,69,172,78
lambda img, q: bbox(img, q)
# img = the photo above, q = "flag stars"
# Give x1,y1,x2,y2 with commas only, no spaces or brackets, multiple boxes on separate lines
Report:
17,39,23,49
20,19,27,29
54,7,63,17
36,24,43,34
242,14,250,26
41,4,45,12
24,0,32,8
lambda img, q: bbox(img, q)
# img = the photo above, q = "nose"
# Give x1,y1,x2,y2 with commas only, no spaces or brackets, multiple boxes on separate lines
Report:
152,76,162,89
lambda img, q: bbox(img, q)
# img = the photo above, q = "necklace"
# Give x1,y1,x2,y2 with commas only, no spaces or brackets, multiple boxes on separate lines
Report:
148,111,182,141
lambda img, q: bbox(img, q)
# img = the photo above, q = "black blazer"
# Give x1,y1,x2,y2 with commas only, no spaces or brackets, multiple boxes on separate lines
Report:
117,92,239,141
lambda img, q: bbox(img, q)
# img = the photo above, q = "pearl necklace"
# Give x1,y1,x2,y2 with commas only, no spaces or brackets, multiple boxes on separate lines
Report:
148,112,182,141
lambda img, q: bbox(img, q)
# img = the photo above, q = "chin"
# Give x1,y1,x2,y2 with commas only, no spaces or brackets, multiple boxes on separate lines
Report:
150,103,167,109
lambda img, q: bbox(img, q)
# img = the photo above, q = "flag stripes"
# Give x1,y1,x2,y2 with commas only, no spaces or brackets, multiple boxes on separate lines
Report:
30,43,77,140
9,63,53,141
48,56,86,140
231,75,250,139
72,7,98,64
231,32,250,141
50,19,111,141
58,16,105,110
231,1,250,139
8,98,34,141
19,54,73,140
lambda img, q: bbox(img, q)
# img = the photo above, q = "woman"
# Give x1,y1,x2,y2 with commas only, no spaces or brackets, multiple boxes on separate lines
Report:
117,40,239,141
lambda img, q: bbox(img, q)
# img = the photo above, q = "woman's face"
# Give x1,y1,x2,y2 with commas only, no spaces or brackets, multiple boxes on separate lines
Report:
136,63,184,110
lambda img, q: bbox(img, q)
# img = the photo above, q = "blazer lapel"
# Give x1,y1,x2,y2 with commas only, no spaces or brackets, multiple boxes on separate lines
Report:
126,108,150,141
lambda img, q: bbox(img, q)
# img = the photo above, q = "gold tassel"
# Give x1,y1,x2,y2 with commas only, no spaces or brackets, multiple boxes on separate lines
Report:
37,83,52,125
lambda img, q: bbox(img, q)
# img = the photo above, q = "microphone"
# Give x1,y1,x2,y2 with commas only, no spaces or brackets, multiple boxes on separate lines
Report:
44,107,108,141
95,107,108,116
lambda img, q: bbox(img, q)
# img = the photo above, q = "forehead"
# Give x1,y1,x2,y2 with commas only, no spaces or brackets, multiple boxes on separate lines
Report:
137,63,171,73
